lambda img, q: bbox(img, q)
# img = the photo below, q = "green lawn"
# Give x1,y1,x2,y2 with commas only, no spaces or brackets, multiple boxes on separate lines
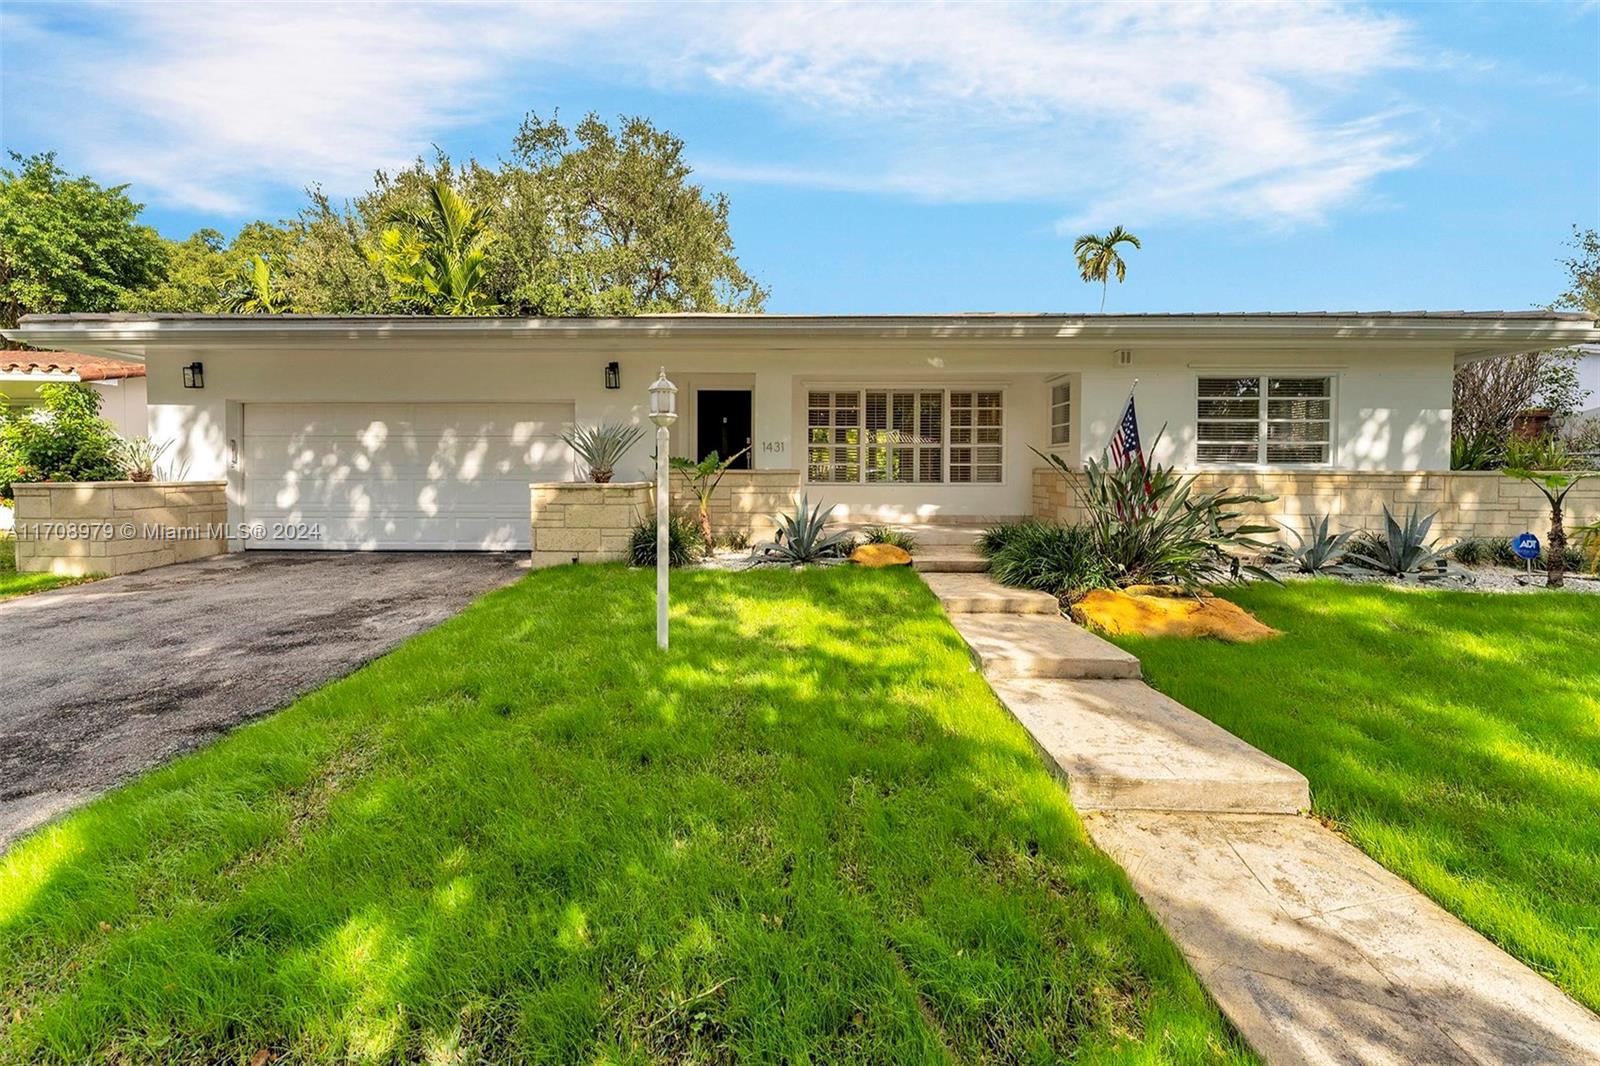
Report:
0,533,93,600
0,566,1249,1064
1109,581,1600,1013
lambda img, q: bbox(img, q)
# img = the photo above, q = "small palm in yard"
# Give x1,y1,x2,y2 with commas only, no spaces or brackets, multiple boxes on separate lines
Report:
670,447,748,548
1502,467,1598,588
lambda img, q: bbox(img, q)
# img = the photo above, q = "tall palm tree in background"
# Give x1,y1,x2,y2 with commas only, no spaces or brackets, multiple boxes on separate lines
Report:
1074,226,1142,311
219,255,291,314
373,179,497,314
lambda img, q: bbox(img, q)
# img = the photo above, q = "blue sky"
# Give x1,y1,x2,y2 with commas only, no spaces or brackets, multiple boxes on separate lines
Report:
2,1,1596,314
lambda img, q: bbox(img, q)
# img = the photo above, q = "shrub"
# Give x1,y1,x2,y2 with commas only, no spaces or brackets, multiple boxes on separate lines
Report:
1034,439,1278,592
0,383,124,500
860,525,917,553
1273,514,1355,574
628,514,705,567
1451,432,1503,471
749,495,855,565
1450,538,1490,566
985,521,1107,598
1345,505,1449,579
560,422,645,483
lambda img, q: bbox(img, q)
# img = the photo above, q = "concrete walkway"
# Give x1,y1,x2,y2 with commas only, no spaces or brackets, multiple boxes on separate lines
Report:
921,570,1600,1065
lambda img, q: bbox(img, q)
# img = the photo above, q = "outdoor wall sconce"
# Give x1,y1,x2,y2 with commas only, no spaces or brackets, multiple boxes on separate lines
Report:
182,361,205,389
604,361,621,389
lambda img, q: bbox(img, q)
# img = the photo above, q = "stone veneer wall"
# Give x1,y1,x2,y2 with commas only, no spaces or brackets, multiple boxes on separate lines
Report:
10,481,228,576
529,482,652,568
1032,468,1600,542
669,469,803,543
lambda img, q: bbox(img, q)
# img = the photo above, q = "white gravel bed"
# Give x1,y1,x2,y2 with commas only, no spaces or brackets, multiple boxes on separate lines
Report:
1266,564,1600,594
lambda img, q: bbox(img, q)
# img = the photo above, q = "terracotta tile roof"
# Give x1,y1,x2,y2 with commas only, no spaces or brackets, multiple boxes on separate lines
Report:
0,350,146,381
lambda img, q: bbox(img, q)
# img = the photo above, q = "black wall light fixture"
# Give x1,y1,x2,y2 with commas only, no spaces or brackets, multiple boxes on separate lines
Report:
604,361,621,389
182,361,205,389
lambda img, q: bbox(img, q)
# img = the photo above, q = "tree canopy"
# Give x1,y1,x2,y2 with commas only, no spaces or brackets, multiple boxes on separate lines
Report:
0,152,168,332
4,113,767,321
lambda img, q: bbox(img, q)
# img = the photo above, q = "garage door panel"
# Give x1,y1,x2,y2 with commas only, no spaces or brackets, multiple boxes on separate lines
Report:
243,402,575,550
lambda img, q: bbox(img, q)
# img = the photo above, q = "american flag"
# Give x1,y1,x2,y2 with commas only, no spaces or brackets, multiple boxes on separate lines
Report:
1109,392,1144,470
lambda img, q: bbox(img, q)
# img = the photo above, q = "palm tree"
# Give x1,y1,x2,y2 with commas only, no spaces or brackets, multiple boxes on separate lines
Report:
373,179,497,314
219,255,291,314
1073,226,1142,311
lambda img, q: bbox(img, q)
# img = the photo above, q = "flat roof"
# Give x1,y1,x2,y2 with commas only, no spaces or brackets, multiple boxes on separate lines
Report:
7,310,1597,365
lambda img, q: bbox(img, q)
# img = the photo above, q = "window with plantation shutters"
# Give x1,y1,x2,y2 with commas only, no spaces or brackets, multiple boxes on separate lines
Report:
804,387,1001,484
1197,376,1332,465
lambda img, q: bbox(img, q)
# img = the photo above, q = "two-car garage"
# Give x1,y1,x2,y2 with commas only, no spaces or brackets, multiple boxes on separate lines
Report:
240,402,574,550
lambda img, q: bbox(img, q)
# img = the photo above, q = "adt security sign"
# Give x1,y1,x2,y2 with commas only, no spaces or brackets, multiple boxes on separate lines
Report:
1512,532,1541,561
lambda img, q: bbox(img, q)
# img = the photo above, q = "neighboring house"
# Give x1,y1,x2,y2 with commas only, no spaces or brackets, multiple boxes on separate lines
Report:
3,311,1596,552
0,351,149,437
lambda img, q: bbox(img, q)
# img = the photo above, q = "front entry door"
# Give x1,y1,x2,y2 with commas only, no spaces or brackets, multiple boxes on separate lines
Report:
697,390,752,468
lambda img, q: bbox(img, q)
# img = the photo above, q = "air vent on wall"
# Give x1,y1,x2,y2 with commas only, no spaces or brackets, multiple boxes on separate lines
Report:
1115,349,1133,367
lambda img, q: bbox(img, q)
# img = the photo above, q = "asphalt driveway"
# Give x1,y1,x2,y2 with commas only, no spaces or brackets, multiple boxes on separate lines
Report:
0,551,526,850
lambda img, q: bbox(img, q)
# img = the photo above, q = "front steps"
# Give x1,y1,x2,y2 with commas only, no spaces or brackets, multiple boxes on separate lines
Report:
948,613,1142,680
837,519,1001,573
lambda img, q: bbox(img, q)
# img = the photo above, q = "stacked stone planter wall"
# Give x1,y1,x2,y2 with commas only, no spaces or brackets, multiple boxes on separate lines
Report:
1032,468,1600,542
669,469,802,543
10,481,229,577
528,482,652,568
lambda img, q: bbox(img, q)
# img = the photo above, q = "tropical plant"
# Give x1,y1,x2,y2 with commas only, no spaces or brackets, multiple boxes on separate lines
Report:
859,525,918,553
669,447,749,546
1576,517,1600,574
628,514,705,568
1274,514,1356,574
219,254,292,313
561,422,645,483
117,437,172,482
371,178,498,314
1072,226,1141,311
1503,434,1572,473
1345,505,1450,580
748,495,855,565
1034,440,1278,592
983,520,1107,599
0,383,123,499
1502,467,1599,588
1451,432,1503,471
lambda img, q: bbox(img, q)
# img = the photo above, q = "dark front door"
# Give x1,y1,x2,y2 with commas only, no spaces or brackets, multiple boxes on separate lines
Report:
697,390,752,468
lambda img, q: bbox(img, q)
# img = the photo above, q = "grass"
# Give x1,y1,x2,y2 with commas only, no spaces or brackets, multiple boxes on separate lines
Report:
0,533,93,601
0,566,1249,1064
1108,581,1600,1012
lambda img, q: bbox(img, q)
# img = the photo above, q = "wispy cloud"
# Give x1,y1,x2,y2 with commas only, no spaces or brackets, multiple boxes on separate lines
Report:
3,0,1435,227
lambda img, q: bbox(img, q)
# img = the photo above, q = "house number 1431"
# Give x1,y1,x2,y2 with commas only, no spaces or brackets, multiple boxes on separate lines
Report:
762,441,785,453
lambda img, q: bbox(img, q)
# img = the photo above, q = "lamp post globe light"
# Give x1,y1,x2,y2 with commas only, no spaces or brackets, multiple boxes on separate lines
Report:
648,368,678,650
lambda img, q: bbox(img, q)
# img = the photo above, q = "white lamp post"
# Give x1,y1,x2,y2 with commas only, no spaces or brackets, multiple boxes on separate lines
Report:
648,368,678,650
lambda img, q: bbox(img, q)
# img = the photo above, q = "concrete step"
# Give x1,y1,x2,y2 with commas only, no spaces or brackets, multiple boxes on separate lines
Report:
912,548,990,573
921,572,1059,614
949,612,1140,679
991,678,1309,813
839,522,990,547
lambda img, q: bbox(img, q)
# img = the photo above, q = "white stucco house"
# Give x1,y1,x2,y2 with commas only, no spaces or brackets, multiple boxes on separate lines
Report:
4,311,1597,554
0,351,148,437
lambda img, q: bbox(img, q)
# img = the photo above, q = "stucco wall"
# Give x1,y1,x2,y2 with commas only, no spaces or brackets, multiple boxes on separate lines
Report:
10,481,227,576
139,336,1460,537
1032,468,1600,543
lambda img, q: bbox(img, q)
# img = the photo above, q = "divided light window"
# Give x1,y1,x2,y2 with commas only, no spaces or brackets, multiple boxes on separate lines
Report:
807,388,1003,483
1049,382,1072,446
1197,376,1333,465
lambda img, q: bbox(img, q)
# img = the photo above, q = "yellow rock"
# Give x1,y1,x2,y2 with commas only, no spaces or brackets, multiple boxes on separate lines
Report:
1071,586,1279,643
850,543,913,568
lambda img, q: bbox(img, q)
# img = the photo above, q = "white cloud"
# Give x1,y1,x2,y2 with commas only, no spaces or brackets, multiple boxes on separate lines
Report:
2,0,1430,227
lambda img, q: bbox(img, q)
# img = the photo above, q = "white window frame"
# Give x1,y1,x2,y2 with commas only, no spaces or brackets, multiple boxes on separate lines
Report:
1048,380,1072,447
803,384,1007,486
1194,373,1337,468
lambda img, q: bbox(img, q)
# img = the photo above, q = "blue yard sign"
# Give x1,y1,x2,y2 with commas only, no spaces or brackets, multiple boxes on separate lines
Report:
1512,532,1541,561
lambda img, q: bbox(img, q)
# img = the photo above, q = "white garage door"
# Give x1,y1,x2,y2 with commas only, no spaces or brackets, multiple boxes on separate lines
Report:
243,402,574,550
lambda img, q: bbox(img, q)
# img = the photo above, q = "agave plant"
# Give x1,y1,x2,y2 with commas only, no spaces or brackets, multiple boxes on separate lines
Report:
748,494,856,565
561,422,645,483
1346,504,1449,580
1275,514,1356,574
1034,435,1279,592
